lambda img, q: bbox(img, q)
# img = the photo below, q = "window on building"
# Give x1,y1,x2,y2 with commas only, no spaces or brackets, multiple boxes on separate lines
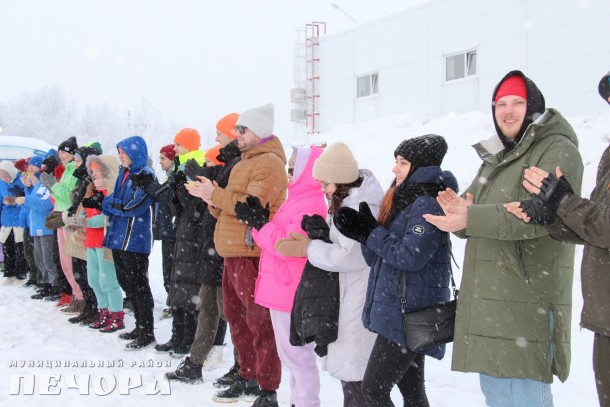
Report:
445,50,477,81
357,73,379,98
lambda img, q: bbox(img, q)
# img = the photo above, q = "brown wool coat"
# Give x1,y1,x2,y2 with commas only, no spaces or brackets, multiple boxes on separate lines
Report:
212,136,287,258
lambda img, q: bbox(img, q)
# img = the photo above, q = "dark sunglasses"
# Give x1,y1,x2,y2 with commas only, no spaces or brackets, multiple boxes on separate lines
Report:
234,125,247,135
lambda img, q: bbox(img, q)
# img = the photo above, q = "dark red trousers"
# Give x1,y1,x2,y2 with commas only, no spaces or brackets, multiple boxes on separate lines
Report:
223,257,281,391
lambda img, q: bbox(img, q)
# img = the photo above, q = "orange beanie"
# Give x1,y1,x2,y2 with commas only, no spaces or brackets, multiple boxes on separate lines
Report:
174,128,201,151
216,113,239,140
205,144,223,166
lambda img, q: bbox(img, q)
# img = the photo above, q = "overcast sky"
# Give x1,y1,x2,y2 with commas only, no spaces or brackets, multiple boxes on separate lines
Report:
0,0,422,139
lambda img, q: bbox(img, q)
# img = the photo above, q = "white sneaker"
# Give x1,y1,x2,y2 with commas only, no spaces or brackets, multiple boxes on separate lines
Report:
1,277,16,286
202,345,224,371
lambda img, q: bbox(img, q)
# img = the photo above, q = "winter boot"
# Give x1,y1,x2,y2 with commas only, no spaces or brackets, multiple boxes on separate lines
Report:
124,334,155,351
68,306,97,324
252,390,279,407
89,309,110,329
212,377,260,403
61,299,85,314
202,344,224,371
169,343,190,359
213,361,240,388
118,328,139,341
165,357,203,384
100,311,125,333
154,339,175,353
31,284,51,300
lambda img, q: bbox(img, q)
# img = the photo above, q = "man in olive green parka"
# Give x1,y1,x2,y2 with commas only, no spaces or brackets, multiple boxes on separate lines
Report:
425,70,584,407
505,70,610,407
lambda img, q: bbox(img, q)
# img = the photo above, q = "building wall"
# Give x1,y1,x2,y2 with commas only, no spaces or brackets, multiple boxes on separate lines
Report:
316,0,610,132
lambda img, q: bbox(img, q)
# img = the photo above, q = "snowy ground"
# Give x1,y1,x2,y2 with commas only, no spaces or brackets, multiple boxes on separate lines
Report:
2,108,608,406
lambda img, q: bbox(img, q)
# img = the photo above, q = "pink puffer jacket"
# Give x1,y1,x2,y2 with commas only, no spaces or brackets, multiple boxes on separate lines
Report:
252,146,327,312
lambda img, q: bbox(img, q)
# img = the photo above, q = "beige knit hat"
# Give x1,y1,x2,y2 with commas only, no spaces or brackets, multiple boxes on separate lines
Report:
312,142,359,184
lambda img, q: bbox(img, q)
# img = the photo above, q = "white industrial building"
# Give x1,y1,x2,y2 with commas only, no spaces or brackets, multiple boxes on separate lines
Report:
291,0,610,134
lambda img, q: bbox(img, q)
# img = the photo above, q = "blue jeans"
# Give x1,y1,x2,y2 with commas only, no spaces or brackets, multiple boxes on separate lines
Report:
480,309,555,407
479,374,553,407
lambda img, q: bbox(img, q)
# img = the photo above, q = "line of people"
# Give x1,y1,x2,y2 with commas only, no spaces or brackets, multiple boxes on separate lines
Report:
0,68,608,407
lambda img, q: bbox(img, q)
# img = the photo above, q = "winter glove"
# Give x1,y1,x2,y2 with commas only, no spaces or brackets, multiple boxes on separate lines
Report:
519,197,557,225
39,172,57,190
234,195,270,230
301,214,331,242
171,170,187,190
61,211,87,227
42,155,60,174
8,184,25,198
69,179,92,214
72,165,90,181
184,159,205,182
130,172,155,190
537,173,574,212
81,191,105,210
45,211,65,230
333,201,378,244
274,232,311,257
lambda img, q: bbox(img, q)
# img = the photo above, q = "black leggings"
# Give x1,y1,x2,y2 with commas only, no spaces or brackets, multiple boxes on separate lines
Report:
361,335,429,407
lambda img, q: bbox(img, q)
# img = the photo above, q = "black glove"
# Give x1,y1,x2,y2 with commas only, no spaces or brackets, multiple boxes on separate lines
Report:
131,172,155,190
184,159,205,181
301,214,331,242
537,173,574,212
333,202,378,244
519,197,557,225
81,191,105,210
8,185,25,198
42,155,60,174
69,179,91,214
234,195,270,230
172,171,187,189
72,165,89,180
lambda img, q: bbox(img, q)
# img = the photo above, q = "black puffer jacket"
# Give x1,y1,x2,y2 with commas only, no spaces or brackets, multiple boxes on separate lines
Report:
198,140,241,286
289,260,339,357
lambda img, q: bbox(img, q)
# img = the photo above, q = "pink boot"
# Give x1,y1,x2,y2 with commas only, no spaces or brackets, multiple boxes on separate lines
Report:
100,311,125,333
88,309,110,329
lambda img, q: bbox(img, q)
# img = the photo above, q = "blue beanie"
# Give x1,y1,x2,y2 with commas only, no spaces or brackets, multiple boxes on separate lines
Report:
28,155,43,169
44,149,58,160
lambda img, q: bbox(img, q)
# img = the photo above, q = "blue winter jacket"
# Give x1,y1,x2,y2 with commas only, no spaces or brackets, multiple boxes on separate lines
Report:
0,177,26,228
23,178,53,237
102,136,155,254
361,166,458,359
19,185,31,229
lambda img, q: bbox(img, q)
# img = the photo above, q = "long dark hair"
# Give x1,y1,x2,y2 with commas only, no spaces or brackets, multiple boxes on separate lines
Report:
328,176,364,215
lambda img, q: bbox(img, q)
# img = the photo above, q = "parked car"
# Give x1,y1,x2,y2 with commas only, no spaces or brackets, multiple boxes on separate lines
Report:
0,136,55,161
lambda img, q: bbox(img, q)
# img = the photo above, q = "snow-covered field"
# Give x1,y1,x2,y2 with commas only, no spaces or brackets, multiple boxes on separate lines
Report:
2,107,609,406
